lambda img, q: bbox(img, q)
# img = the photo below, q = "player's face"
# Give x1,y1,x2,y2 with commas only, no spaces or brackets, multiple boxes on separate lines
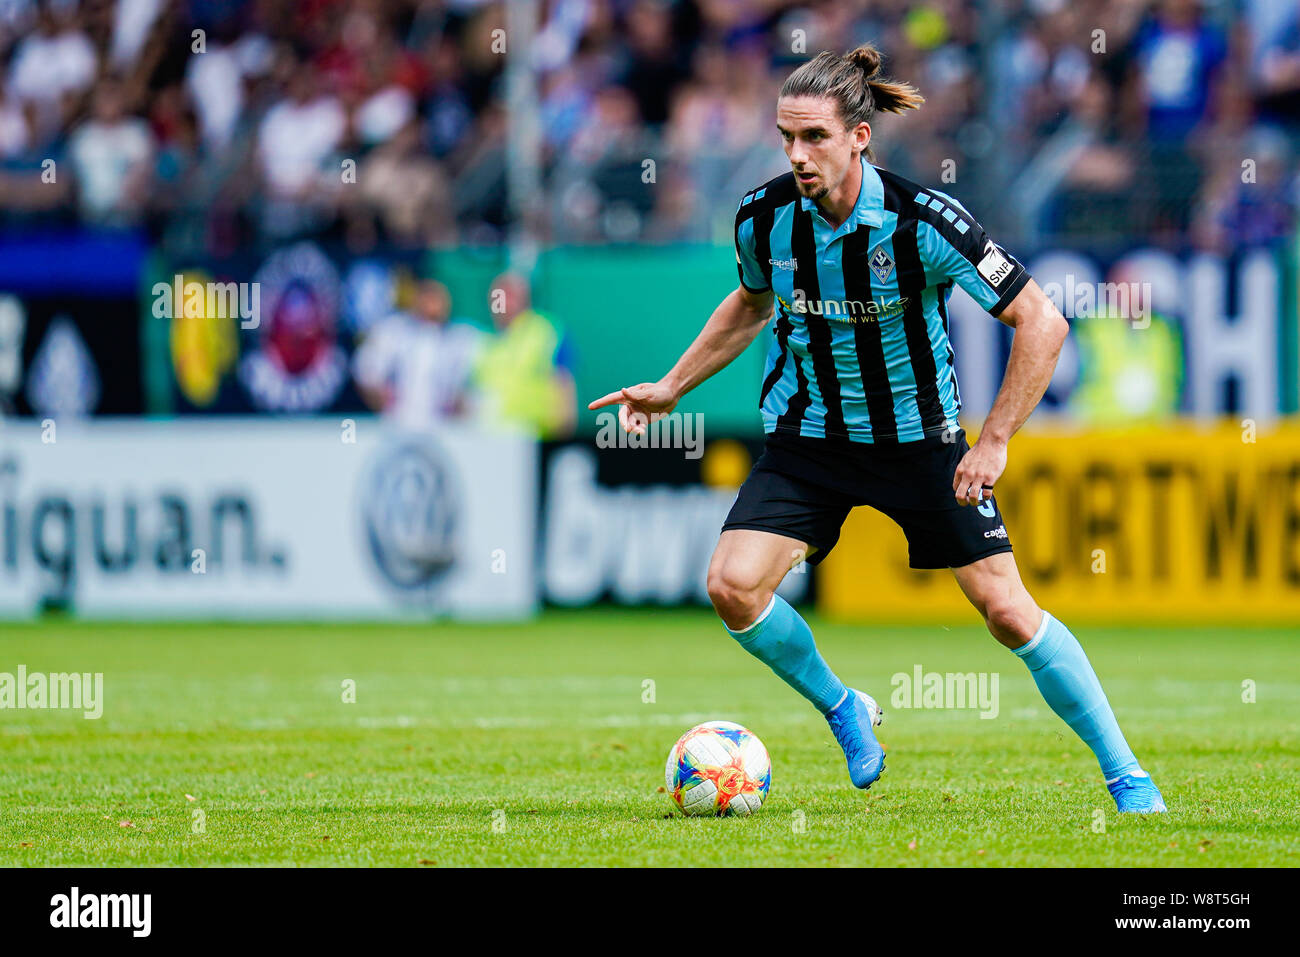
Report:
777,96,870,200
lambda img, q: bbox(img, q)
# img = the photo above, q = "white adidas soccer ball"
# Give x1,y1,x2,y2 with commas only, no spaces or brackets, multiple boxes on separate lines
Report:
664,721,771,816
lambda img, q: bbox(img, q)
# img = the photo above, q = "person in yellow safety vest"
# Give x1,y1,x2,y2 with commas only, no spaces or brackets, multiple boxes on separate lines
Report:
476,272,577,439
1066,292,1182,427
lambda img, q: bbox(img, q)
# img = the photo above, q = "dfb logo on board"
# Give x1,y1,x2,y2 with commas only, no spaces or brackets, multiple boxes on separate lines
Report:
361,440,461,594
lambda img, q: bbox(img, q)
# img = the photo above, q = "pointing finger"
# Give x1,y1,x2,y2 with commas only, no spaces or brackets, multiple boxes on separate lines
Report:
588,390,627,411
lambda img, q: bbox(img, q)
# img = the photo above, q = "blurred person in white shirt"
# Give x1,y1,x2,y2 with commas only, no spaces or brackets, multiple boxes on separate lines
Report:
352,279,482,431
256,63,345,199
7,3,96,107
67,78,154,226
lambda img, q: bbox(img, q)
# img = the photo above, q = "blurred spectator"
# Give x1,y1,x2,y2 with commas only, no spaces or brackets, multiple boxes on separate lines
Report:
352,278,481,431
184,30,249,152
617,0,691,127
425,35,473,158
7,2,96,135
477,272,576,439
1041,74,1140,242
1127,0,1230,238
110,0,166,69
1130,0,1228,142
1067,260,1183,426
351,117,454,249
256,62,345,236
1194,125,1298,252
1252,0,1300,134
67,79,154,227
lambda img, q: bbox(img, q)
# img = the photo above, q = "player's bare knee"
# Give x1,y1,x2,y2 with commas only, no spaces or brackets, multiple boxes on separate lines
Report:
984,596,1037,648
706,569,768,632
705,574,752,628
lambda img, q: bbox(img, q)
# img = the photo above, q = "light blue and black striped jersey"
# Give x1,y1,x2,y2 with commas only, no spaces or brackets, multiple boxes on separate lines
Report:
734,157,1030,444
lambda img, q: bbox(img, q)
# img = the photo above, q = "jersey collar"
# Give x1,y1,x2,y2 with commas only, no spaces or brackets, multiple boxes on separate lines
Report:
799,156,885,231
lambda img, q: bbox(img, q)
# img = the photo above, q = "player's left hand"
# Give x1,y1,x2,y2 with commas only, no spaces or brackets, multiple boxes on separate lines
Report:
953,436,1007,506
587,381,679,435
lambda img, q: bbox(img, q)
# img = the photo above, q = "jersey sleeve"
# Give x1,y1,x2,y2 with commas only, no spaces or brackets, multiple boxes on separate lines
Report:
917,192,1030,316
734,201,770,294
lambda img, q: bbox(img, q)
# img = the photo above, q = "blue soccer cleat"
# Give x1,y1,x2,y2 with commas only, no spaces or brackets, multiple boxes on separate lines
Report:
826,689,885,790
1107,770,1167,813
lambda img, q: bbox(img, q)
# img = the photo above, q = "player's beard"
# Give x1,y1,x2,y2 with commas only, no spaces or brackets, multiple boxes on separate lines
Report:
795,175,829,201
793,164,838,202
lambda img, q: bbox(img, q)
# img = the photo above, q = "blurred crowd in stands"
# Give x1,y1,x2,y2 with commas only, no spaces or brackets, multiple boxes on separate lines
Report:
0,0,1296,254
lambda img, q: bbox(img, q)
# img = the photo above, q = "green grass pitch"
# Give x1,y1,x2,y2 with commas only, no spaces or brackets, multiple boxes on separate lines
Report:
1,609,1296,867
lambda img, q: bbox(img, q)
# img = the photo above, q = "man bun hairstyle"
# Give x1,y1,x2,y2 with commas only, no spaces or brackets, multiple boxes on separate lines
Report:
780,44,924,158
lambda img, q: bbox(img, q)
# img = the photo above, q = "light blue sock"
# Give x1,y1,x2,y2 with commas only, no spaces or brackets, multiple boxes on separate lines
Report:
1013,611,1141,780
726,595,847,714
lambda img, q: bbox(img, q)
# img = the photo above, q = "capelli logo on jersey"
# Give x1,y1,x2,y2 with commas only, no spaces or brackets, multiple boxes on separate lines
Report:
776,292,909,322
767,257,797,270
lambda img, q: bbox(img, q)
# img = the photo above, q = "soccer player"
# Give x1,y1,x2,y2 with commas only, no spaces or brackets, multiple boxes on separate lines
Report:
589,45,1166,813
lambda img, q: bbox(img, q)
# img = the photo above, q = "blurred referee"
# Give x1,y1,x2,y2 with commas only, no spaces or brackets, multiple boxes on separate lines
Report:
589,44,1166,813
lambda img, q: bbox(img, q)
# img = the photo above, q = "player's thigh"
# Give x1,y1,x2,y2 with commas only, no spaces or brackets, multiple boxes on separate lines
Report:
719,460,851,571
707,528,809,597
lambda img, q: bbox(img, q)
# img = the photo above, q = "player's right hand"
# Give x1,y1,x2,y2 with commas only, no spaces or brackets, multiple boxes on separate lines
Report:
587,382,679,435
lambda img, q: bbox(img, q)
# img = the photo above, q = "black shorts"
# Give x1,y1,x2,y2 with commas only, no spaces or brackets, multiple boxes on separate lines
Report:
721,429,1013,569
